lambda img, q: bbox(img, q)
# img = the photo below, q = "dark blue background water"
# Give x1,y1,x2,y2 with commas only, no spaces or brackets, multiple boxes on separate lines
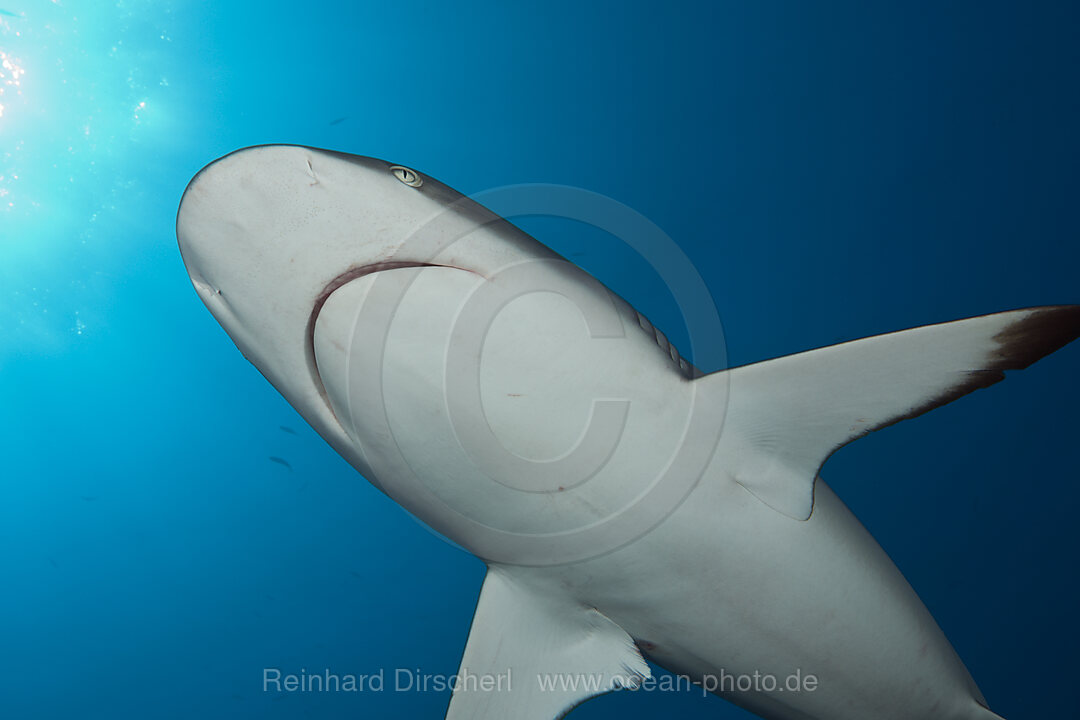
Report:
2,2,1077,718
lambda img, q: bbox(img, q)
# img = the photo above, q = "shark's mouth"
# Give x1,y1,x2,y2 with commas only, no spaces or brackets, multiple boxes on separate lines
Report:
311,262,455,326
303,261,476,419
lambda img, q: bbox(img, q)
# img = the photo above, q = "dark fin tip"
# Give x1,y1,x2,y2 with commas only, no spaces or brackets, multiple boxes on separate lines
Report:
992,305,1080,370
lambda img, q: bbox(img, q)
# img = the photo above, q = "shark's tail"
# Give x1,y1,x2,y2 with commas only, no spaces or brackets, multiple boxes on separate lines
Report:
702,305,1080,521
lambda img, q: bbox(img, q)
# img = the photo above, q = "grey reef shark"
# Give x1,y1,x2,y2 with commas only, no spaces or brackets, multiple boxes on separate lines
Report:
177,145,1080,720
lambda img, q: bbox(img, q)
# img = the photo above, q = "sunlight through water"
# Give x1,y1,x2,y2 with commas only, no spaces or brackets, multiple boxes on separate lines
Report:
0,0,178,366
0,48,27,122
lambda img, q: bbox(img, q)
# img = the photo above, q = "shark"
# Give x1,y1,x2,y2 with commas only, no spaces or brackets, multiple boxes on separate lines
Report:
176,144,1080,720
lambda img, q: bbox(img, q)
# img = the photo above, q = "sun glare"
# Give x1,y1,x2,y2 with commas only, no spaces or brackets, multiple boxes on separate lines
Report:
0,48,26,120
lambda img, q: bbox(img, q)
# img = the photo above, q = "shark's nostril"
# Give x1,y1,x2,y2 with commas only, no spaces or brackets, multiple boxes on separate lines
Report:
191,276,221,297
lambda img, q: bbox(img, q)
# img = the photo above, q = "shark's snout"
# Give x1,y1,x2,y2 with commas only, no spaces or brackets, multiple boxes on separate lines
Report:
176,151,248,296
174,145,465,391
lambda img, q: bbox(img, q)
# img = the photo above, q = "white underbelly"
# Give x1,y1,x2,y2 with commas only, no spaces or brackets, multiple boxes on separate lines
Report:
516,476,995,720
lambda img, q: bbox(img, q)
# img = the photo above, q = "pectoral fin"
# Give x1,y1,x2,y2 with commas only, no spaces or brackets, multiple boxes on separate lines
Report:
706,306,1080,520
445,566,650,720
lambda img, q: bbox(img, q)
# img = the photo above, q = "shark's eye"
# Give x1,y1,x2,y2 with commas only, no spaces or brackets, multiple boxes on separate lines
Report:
390,165,423,188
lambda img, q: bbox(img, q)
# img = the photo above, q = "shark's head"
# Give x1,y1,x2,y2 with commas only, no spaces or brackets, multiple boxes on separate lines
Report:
175,144,558,483
179,145,481,362
176,145,717,563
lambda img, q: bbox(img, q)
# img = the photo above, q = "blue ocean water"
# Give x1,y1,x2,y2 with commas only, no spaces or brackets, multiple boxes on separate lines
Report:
1,1,1078,718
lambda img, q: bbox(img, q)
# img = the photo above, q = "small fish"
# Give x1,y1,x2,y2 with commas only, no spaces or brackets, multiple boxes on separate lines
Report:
329,116,348,126
278,425,297,435
80,495,98,501
0,9,19,18
350,570,363,580
269,456,292,470
47,556,58,569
